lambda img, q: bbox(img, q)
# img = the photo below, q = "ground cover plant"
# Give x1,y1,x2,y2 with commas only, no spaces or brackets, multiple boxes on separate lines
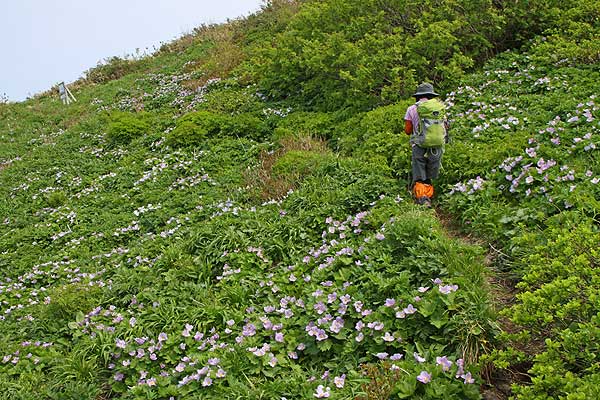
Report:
1,0,600,399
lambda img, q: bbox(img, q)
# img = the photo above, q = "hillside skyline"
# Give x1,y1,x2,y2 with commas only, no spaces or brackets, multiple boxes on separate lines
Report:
0,0,263,102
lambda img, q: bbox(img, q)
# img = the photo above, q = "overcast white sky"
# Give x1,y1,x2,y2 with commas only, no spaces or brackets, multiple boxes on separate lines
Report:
0,0,264,101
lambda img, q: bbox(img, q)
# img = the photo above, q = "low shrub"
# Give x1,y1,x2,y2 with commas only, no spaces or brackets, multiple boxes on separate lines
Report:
167,111,267,147
106,112,151,145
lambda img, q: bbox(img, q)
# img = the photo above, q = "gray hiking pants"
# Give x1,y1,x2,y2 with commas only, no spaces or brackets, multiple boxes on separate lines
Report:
411,145,443,183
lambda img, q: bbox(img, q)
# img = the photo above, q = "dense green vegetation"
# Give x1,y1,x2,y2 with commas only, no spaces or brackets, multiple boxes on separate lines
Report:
1,0,599,398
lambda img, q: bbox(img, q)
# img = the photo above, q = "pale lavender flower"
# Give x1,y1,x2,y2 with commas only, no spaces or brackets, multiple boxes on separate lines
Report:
390,353,403,361
414,352,426,363
417,371,431,384
268,356,278,367
439,284,458,294
242,323,256,337
436,356,453,372
175,363,186,372
158,332,168,342
315,329,328,341
382,332,395,342
376,352,389,360
455,358,465,378
114,372,124,381
403,304,417,314
116,339,127,349
202,376,213,387
330,317,345,334
314,385,330,398
314,302,327,314
462,372,475,384
275,332,283,343
334,374,346,388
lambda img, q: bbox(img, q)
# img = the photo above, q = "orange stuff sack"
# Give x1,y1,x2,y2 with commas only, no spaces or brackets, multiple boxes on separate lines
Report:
413,182,434,199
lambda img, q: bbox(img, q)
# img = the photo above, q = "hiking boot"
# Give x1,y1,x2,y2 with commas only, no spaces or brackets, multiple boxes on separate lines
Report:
415,196,431,207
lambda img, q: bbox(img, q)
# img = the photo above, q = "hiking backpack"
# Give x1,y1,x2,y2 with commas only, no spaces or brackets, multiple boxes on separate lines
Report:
412,98,447,148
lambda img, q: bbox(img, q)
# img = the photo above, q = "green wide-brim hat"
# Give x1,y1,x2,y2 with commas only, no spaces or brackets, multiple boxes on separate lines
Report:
413,83,439,97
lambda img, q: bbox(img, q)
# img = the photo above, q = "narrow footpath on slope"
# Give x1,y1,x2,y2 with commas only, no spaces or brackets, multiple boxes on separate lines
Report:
433,207,528,400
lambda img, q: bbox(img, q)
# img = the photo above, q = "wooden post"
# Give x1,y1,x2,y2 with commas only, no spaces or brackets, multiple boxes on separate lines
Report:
58,82,77,105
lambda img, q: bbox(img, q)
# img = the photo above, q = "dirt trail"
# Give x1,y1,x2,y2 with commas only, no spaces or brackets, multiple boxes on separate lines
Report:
434,208,523,400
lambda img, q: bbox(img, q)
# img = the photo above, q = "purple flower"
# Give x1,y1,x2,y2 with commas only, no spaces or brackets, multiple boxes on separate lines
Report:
116,339,127,349
414,352,426,363
436,356,453,372
202,376,213,387
315,329,329,341
330,317,345,334
382,332,395,342
275,332,284,342
114,372,124,381
242,323,256,337
417,371,431,384
439,284,458,294
208,357,220,366
314,385,331,398
385,298,396,307
456,358,465,378
334,374,346,388
314,302,327,314
403,304,417,314
390,353,403,361
462,372,475,384
375,232,385,240
268,355,278,367
158,332,168,342
376,352,389,360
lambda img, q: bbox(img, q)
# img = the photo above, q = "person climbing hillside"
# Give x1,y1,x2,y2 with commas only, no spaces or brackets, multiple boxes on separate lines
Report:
404,82,449,207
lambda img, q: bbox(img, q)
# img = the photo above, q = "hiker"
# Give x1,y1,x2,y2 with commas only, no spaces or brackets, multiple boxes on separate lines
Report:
404,82,449,207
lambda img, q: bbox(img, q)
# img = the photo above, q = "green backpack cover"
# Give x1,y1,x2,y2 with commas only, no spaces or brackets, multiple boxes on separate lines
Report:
413,98,447,148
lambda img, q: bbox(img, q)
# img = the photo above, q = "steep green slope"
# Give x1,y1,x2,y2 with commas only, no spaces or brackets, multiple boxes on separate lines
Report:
1,0,599,399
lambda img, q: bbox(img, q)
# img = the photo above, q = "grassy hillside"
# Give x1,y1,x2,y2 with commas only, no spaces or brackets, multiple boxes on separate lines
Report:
1,1,599,399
